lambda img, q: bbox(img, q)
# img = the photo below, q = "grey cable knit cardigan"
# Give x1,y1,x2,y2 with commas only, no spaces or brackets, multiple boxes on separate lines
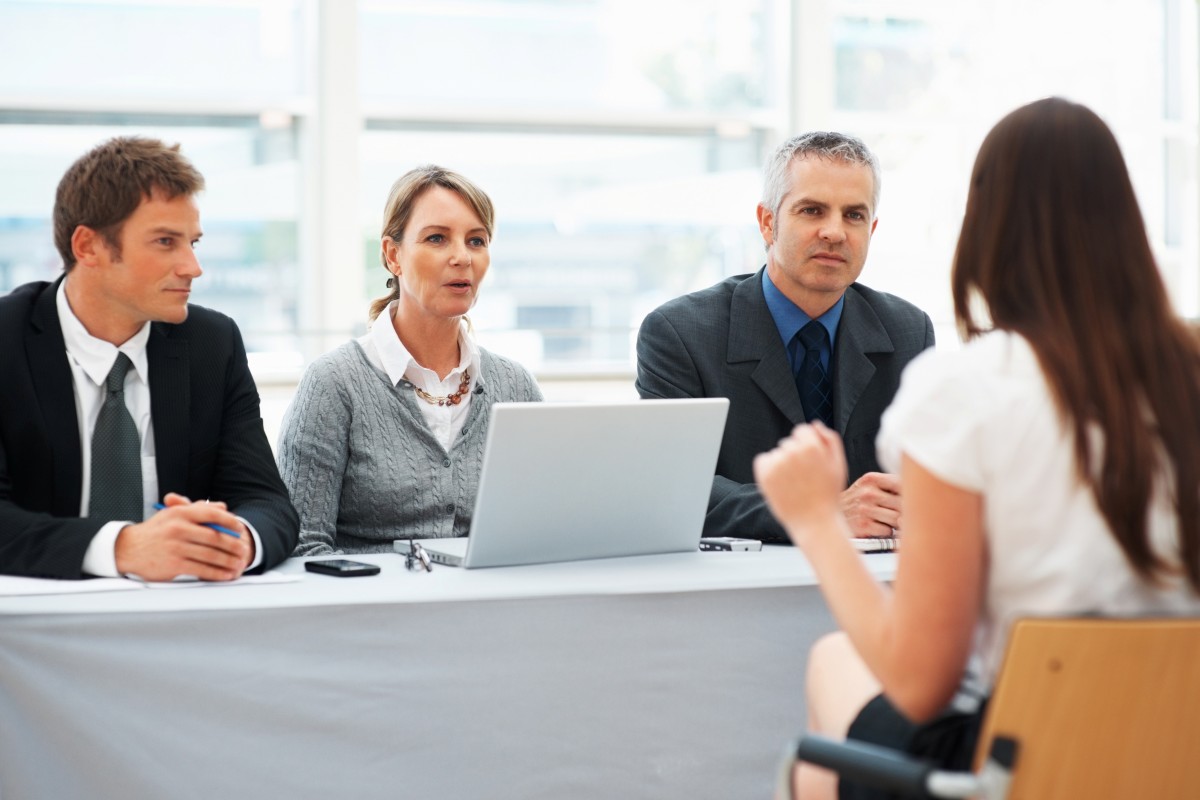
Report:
277,340,543,555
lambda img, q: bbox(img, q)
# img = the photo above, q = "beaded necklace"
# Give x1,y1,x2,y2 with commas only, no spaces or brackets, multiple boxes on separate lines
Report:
412,370,471,406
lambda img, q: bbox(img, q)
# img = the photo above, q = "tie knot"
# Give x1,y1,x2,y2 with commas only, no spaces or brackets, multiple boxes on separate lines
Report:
105,353,133,394
797,320,828,352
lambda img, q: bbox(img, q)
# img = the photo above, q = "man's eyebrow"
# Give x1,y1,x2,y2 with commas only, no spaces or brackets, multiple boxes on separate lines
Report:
792,198,871,212
149,226,203,239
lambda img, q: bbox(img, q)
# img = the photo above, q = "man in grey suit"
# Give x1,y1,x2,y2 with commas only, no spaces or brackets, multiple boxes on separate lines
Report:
636,132,934,543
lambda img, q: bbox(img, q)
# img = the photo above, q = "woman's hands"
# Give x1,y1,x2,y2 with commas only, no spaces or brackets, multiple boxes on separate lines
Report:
753,421,848,544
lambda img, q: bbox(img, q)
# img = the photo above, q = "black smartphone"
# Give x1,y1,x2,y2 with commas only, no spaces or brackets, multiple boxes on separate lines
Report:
304,559,381,577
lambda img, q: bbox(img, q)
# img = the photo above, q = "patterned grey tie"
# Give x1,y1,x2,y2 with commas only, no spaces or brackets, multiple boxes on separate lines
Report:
89,353,143,522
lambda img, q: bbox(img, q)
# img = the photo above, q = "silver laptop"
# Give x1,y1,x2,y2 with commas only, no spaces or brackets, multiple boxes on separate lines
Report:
410,398,729,568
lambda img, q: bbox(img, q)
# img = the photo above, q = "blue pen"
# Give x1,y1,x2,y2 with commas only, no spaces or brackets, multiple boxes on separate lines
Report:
153,503,241,538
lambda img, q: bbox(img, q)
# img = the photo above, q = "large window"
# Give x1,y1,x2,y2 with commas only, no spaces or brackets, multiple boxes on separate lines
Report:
824,0,1199,331
0,120,302,356
356,0,783,372
359,0,781,115
0,0,309,367
0,0,307,103
0,0,1195,380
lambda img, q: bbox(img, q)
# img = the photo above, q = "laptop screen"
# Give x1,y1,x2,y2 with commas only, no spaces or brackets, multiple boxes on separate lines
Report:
423,398,729,569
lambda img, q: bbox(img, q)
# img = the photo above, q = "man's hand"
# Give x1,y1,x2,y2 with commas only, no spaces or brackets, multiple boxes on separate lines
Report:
114,492,252,581
840,472,901,538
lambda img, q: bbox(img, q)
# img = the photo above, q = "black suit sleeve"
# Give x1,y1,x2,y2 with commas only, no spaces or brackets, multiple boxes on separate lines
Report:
636,308,790,543
0,434,104,578
207,321,299,572
0,282,104,577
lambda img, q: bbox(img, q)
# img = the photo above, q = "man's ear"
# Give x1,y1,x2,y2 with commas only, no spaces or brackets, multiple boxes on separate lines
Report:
870,217,879,237
71,225,106,268
756,203,774,246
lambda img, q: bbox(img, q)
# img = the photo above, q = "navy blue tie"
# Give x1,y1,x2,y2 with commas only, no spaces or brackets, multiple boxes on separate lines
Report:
796,321,833,427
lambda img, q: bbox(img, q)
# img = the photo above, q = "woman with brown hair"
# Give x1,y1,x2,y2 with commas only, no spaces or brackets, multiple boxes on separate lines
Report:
755,97,1200,799
278,165,541,555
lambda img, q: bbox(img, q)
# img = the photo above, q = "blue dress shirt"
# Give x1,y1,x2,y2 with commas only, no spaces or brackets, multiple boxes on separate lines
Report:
761,269,844,376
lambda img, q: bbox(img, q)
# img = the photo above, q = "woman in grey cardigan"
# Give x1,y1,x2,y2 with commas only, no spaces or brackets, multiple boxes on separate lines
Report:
277,166,542,555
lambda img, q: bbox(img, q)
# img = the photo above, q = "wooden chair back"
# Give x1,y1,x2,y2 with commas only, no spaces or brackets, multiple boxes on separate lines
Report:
973,617,1200,798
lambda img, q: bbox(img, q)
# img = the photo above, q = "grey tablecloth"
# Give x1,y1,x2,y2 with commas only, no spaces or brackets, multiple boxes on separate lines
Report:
0,549,895,799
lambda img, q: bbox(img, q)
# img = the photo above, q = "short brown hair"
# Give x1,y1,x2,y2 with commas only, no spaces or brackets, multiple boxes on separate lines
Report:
53,136,205,271
369,165,495,321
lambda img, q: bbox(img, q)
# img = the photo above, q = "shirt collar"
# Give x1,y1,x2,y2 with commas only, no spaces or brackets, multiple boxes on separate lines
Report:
57,277,152,388
369,300,480,386
761,268,845,349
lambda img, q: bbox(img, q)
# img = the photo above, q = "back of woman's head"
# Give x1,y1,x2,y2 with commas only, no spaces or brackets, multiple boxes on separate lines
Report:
953,97,1155,338
953,97,1200,592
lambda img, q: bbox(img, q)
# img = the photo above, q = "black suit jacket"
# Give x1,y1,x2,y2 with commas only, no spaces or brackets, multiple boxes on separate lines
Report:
0,279,299,578
636,268,934,542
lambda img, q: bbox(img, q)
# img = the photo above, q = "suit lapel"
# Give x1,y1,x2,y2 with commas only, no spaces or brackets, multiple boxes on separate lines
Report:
27,279,84,514
832,286,894,432
148,324,190,495
728,269,806,425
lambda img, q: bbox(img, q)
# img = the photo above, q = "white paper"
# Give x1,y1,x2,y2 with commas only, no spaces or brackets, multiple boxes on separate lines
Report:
132,569,303,589
0,576,143,597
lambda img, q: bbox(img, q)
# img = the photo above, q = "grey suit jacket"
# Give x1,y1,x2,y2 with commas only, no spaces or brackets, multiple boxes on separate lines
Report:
636,267,934,542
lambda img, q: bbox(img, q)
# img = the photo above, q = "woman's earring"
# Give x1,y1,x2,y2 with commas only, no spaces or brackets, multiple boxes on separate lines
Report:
386,275,396,289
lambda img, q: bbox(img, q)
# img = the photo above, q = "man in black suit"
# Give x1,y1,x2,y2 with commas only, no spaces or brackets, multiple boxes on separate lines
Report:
0,137,298,579
637,132,934,543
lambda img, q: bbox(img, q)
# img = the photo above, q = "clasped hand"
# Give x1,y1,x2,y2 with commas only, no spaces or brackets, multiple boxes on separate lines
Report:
114,492,253,582
754,422,901,541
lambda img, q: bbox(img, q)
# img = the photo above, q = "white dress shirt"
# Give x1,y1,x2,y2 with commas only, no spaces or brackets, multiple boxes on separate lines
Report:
357,300,481,451
57,281,262,577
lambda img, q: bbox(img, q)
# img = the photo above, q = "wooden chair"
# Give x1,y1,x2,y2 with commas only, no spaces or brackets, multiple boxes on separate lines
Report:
782,617,1200,799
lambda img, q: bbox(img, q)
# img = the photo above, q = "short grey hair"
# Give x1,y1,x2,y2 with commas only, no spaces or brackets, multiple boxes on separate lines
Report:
761,131,881,218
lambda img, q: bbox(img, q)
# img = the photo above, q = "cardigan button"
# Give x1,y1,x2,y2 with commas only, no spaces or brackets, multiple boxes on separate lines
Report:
442,458,451,468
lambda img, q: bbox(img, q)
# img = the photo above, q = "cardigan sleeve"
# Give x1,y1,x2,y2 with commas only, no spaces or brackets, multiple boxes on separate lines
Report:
276,353,354,556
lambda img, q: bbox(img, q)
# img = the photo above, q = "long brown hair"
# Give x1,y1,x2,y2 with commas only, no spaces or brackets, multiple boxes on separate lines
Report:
952,97,1200,592
368,165,495,322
